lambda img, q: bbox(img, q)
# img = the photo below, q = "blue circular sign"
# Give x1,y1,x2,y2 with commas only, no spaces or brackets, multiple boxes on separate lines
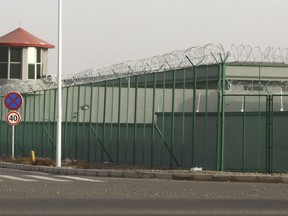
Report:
4,92,23,110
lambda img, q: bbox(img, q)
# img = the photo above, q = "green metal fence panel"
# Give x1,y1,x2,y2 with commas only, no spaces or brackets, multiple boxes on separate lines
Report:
9,63,288,172
223,95,267,172
0,66,220,169
271,95,288,172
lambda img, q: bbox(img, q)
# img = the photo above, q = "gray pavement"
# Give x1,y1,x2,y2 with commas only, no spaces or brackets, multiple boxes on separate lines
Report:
0,161,288,183
1,168,288,215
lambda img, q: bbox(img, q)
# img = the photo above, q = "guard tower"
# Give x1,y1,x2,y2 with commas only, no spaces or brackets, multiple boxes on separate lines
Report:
0,27,54,84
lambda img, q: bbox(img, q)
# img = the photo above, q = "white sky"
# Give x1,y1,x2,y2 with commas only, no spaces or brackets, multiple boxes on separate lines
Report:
1,0,287,74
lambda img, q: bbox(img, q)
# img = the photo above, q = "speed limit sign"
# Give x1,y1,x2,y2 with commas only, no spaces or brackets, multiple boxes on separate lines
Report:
6,111,21,126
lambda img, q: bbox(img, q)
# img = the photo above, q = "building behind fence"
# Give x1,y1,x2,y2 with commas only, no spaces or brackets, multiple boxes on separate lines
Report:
1,44,288,173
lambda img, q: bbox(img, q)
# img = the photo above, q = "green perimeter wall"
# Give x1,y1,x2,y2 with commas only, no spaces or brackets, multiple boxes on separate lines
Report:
1,111,288,172
1,64,288,173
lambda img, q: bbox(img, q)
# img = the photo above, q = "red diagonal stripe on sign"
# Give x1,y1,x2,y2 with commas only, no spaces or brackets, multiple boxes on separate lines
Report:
7,95,20,107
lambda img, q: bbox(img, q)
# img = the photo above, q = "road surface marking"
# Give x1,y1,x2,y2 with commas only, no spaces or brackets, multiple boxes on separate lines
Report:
24,175,71,182
0,175,37,182
59,176,105,182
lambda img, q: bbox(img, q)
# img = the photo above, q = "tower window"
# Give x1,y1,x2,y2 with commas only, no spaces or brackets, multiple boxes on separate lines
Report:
0,47,8,62
0,47,22,79
10,47,22,79
28,47,42,79
10,64,21,79
28,64,35,79
37,48,41,63
10,47,22,62
0,64,8,79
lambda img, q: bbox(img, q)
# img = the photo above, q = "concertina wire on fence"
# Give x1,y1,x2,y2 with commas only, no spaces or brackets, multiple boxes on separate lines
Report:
0,43,287,95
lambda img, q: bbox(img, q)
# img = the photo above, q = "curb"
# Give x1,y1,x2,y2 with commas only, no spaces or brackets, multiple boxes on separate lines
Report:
0,162,288,183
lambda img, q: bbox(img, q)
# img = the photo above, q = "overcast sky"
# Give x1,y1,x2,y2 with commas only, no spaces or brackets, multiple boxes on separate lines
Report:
1,0,287,75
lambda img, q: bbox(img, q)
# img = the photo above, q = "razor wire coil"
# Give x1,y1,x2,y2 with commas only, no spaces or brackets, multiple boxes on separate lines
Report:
0,44,287,95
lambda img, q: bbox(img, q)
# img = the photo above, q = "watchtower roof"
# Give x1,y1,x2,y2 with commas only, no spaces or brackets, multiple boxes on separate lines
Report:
0,27,54,48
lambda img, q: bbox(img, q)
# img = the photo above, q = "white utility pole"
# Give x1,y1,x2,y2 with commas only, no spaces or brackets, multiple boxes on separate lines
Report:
56,0,63,167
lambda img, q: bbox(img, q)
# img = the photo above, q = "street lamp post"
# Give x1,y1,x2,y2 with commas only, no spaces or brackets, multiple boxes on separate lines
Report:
56,0,62,167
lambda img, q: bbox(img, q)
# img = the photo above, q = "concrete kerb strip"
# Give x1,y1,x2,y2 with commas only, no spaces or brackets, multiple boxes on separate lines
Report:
109,170,124,178
0,161,288,183
96,170,110,177
85,169,97,176
281,176,288,183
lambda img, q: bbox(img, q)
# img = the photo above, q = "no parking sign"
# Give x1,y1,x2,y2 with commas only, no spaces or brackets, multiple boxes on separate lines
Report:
4,92,23,159
4,92,22,125
4,92,23,110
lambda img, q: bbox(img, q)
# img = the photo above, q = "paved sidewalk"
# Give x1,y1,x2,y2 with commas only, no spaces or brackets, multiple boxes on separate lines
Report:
0,161,288,183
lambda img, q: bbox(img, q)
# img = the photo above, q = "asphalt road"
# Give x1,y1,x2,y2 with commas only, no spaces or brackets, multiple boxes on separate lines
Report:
1,168,288,215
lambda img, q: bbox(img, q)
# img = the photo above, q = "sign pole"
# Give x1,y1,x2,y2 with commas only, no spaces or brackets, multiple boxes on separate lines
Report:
56,0,63,167
12,125,15,159
4,92,23,160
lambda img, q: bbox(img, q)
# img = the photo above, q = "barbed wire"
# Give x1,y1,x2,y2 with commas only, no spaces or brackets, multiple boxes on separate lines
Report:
0,43,287,95
229,45,288,65
218,80,288,95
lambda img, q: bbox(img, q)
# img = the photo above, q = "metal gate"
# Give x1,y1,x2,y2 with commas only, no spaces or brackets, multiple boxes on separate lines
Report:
223,94,288,173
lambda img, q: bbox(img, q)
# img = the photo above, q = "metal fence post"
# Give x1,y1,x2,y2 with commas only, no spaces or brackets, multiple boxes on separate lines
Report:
204,66,209,168
117,78,122,164
181,69,186,166
266,95,273,174
102,81,107,162
151,73,156,167
88,84,93,162
125,78,130,162
63,87,69,159
53,89,57,159
133,76,138,165
170,70,176,168
75,86,81,159
142,75,147,164
192,66,197,167
242,95,246,172
217,63,226,171
220,63,226,171
23,94,28,156
109,81,115,156
41,91,46,157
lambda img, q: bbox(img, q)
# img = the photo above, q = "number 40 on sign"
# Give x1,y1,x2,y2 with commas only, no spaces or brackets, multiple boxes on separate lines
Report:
6,111,21,126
